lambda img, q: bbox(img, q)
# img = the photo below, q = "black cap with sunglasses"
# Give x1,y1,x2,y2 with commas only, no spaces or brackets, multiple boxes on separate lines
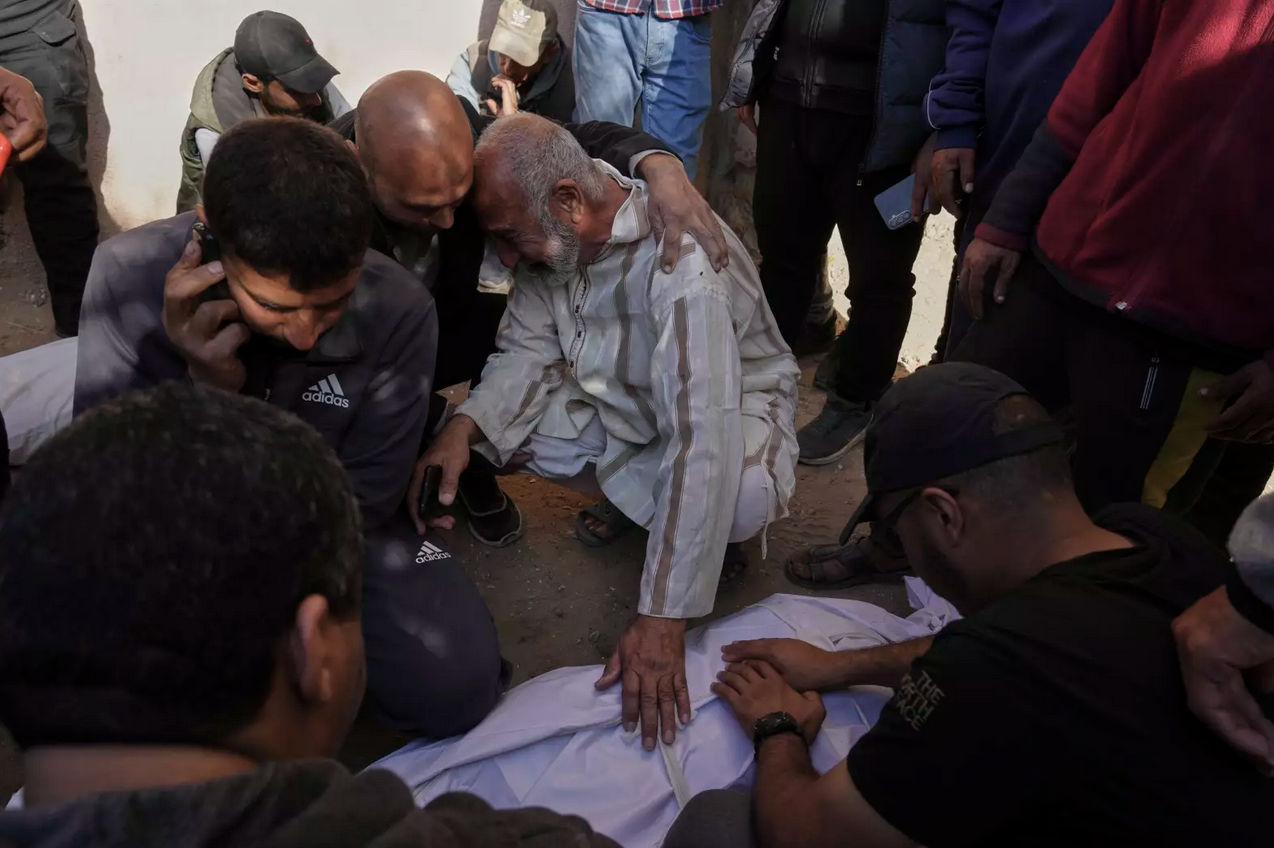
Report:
841,363,1065,544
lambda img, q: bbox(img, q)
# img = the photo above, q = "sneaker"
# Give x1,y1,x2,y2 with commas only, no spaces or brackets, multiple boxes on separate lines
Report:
797,395,873,465
457,464,524,547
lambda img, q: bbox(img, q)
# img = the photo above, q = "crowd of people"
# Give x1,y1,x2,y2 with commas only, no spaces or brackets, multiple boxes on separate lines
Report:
0,0,1272,845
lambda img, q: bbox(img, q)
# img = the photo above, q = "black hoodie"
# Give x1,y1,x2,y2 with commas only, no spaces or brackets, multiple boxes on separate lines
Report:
0,761,619,848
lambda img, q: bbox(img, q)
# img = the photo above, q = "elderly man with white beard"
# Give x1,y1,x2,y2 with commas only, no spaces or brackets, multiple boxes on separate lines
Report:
413,112,800,753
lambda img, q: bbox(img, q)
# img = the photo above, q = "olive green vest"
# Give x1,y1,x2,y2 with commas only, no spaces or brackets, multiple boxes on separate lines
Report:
176,49,334,213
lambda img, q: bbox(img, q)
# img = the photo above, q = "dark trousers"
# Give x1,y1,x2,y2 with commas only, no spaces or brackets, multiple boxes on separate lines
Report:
1,2,100,335
950,254,1274,543
664,790,756,848
361,514,505,738
753,95,923,404
425,288,508,432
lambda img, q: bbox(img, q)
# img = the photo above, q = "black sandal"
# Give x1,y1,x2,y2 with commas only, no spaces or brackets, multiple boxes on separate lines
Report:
575,499,635,547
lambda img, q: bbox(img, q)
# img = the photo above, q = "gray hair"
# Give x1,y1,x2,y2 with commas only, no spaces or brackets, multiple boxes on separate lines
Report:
1229,493,1274,607
476,114,607,230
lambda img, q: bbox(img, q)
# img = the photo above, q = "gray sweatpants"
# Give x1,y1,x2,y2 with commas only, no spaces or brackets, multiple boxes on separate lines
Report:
664,790,757,848
361,514,506,739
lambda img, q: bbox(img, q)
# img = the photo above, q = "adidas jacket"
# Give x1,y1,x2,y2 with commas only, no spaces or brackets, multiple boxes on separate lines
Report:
74,212,436,529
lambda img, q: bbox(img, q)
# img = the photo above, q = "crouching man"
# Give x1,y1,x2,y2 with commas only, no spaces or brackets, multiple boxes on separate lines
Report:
413,113,800,752
74,117,504,740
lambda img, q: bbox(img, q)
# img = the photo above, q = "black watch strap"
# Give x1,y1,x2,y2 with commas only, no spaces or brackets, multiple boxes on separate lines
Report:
753,711,803,754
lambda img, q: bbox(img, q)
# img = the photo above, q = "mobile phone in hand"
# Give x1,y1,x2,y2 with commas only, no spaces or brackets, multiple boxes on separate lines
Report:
191,222,232,305
418,465,447,521
874,174,925,231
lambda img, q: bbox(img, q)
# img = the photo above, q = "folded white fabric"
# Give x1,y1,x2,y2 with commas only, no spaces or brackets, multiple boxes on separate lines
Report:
375,582,958,848
0,337,77,465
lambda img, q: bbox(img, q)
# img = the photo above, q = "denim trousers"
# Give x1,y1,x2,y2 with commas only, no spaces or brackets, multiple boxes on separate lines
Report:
572,2,712,179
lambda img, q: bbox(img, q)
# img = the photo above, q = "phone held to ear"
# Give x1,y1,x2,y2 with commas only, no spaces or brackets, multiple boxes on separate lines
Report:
191,222,232,305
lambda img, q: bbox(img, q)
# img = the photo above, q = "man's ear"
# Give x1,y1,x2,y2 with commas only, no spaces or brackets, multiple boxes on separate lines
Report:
920,487,965,544
345,139,360,160
289,595,336,706
552,179,585,224
241,73,266,95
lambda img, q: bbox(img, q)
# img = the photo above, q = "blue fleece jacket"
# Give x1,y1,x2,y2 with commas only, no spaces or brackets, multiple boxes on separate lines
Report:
923,0,1114,249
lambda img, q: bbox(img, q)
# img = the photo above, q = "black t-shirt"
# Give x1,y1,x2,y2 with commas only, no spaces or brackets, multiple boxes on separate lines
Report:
847,504,1274,848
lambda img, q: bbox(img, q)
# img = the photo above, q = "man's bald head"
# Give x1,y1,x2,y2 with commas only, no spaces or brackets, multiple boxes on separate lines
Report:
353,70,474,231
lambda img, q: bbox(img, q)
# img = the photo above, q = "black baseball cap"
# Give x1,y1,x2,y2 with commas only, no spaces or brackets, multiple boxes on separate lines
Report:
841,363,1065,544
234,11,338,95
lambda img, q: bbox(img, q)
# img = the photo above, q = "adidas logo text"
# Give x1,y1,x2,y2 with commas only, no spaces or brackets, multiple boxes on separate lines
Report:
416,540,452,563
303,374,351,408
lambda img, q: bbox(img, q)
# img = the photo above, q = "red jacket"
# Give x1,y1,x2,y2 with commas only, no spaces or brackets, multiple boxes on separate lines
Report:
979,0,1274,366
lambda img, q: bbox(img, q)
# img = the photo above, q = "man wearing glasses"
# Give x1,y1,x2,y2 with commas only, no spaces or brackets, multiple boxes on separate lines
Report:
664,363,1272,848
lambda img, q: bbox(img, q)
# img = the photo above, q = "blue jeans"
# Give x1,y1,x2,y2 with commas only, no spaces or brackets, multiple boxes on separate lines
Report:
572,2,713,179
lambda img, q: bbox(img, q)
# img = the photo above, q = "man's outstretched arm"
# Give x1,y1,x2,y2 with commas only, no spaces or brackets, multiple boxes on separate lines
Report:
723,637,935,692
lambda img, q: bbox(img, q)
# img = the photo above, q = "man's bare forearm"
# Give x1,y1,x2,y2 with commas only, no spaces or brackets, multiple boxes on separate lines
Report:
828,637,934,690
754,735,826,848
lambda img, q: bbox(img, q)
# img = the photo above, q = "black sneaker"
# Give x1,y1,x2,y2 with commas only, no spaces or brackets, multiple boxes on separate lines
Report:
797,395,873,465
457,464,524,547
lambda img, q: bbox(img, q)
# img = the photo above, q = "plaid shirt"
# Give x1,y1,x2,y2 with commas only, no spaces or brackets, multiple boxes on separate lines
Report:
581,0,725,19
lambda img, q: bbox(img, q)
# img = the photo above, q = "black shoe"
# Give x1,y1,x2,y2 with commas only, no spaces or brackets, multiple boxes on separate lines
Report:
791,314,837,358
457,464,524,547
797,395,873,466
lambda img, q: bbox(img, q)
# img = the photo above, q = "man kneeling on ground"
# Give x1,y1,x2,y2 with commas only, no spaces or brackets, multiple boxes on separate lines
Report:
665,363,1273,848
0,384,618,847
414,113,800,752
75,117,504,740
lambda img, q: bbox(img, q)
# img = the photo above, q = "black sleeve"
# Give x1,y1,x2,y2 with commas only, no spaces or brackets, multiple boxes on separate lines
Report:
846,627,1059,848
1228,569,1274,636
563,121,677,177
977,123,1077,245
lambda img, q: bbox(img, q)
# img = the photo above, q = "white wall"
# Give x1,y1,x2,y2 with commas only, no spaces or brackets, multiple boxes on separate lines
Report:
84,0,485,227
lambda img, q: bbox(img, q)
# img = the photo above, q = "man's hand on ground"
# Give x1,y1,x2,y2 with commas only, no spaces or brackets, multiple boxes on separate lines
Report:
408,415,479,534
1202,360,1274,444
638,153,728,273
1173,587,1274,774
162,233,250,392
959,238,1021,320
931,147,976,218
737,103,758,134
722,639,846,693
0,65,46,162
713,660,827,745
596,615,691,751
909,132,938,221
486,75,520,117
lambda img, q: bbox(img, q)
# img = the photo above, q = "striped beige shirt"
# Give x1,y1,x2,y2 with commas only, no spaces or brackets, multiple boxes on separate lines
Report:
461,163,799,618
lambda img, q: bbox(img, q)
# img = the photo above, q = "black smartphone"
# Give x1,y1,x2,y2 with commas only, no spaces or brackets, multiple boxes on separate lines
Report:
191,222,232,304
418,465,447,521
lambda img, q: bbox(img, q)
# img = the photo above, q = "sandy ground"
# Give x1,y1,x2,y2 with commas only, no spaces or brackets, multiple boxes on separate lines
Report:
0,213,962,797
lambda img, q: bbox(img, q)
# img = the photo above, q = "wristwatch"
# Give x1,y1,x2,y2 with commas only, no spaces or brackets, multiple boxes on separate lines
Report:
753,711,804,754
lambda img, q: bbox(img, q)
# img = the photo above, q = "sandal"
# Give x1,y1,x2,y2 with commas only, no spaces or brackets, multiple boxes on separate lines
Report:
575,498,635,547
784,533,911,590
719,542,749,586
